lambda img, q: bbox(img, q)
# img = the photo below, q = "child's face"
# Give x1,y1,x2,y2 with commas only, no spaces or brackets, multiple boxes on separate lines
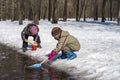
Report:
54,34,60,40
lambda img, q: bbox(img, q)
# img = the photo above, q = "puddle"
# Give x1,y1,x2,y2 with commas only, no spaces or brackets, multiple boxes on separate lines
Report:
0,43,76,80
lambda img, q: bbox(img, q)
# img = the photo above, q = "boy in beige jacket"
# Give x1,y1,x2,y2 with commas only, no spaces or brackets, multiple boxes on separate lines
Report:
48,27,80,60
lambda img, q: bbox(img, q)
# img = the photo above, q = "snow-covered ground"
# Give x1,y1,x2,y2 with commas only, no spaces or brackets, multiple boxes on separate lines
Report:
0,19,120,80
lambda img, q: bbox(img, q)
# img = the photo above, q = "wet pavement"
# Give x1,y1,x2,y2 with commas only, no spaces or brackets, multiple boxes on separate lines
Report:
0,43,76,80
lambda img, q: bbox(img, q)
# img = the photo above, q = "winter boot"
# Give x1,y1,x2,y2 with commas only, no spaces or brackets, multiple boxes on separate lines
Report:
67,52,77,60
37,44,42,48
23,48,27,52
58,51,67,59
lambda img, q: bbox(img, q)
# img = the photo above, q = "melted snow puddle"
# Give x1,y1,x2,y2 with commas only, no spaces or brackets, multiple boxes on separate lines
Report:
0,43,76,80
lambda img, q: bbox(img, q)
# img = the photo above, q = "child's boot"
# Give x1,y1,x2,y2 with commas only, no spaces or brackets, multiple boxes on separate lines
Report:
58,51,67,59
67,52,77,60
23,47,27,52
37,44,42,48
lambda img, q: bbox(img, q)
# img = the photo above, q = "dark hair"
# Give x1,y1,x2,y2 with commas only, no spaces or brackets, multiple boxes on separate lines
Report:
51,27,62,36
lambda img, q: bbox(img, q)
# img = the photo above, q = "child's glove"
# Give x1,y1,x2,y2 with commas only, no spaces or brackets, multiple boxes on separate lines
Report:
48,50,57,60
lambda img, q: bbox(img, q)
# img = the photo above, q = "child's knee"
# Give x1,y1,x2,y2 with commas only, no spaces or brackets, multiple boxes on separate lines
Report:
62,47,71,53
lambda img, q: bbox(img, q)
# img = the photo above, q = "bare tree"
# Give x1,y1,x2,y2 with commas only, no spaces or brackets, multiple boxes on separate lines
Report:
24,0,30,19
94,0,98,20
11,0,15,21
0,0,1,20
5,0,9,19
34,0,39,24
43,6,47,20
18,0,24,25
76,0,79,21
63,0,67,21
83,0,87,21
0,0,119,24
101,0,107,22
30,0,39,24
38,0,42,20
40,0,48,20
48,0,52,21
79,0,85,20
109,0,113,21
52,0,58,23
28,1,33,20
117,0,120,25
1,0,6,20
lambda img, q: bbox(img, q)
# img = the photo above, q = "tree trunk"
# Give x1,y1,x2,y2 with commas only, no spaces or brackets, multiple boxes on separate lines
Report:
1,0,6,20
109,0,113,21
34,14,39,24
101,0,107,22
79,0,85,20
76,0,79,21
18,0,23,25
5,0,9,19
43,7,47,20
83,0,87,21
52,0,58,24
94,0,98,20
34,0,39,24
117,0,120,25
48,0,52,21
118,9,120,25
38,0,42,20
30,0,35,21
11,0,15,21
0,0,1,20
63,0,67,21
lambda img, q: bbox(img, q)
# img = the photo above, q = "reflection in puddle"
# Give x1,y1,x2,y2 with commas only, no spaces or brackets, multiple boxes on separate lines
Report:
0,44,76,80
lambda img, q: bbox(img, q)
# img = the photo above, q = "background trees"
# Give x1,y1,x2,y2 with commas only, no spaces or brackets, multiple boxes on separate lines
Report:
0,0,119,25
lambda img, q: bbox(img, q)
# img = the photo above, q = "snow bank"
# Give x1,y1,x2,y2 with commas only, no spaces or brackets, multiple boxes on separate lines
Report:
0,19,120,80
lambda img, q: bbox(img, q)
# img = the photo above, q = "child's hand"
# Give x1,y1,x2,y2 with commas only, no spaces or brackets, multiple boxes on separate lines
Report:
34,41,38,46
48,50,57,60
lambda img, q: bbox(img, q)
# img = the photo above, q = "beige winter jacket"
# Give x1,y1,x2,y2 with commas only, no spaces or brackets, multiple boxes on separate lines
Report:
54,31,80,54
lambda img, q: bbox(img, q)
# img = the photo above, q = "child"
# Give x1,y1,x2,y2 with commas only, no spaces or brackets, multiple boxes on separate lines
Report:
48,27,80,60
21,23,41,52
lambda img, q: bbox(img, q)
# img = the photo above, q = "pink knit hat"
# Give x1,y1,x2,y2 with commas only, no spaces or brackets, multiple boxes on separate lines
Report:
30,26,38,35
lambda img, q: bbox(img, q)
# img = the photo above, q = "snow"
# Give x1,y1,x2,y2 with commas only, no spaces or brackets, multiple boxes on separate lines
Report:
0,19,120,80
